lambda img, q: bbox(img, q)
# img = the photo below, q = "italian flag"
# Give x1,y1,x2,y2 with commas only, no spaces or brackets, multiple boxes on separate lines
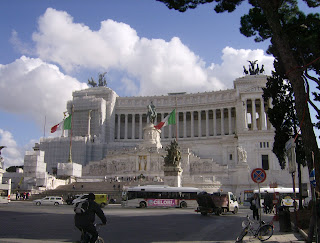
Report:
63,115,72,130
154,109,176,130
50,114,72,133
51,121,63,133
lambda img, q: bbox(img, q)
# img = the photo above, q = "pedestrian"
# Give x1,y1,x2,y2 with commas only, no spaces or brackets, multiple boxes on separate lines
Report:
113,184,116,190
263,191,273,214
250,193,260,220
73,185,75,190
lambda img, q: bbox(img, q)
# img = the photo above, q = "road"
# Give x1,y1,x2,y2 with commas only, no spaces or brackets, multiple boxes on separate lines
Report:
0,201,251,243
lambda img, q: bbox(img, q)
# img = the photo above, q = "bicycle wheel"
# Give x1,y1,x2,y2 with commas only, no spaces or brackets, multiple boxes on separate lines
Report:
236,228,248,242
95,236,105,243
257,224,273,241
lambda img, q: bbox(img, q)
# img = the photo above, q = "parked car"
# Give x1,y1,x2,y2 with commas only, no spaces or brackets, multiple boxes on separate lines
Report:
72,193,108,207
34,196,64,206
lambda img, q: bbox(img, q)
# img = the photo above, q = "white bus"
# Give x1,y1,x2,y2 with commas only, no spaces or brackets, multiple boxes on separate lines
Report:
121,185,202,208
253,187,305,207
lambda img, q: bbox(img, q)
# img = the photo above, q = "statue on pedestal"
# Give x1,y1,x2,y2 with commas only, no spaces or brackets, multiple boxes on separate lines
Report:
164,139,181,167
147,101,157,124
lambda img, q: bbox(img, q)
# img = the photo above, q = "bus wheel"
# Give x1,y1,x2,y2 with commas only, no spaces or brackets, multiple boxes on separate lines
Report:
100,203,106,208
180,201,187,208
215,208,222,216
139,201,147,208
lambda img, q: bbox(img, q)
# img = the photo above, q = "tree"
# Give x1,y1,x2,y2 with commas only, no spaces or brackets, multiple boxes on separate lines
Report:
156,0,320,187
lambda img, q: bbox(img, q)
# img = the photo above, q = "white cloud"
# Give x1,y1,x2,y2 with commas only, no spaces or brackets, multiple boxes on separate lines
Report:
207,47,275,88
31,8,274,97
0,56,88,135
0,129,23,168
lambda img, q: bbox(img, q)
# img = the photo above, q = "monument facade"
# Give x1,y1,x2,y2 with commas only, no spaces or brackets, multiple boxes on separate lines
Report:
32,74,309,195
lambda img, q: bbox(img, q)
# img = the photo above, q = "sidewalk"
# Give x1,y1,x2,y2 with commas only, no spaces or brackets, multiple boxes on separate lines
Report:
242,217,307,243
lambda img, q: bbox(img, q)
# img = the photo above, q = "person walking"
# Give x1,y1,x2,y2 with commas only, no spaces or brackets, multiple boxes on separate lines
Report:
250,193,260,220
264,191,273,214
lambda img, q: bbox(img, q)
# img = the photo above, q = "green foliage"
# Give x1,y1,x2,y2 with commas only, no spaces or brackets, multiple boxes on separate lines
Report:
263,60,308,169
155,0,246,12
6,165,23,173
263,67,294,169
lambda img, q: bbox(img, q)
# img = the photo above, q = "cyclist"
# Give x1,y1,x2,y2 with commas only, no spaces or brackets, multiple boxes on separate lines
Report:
74,192,107,243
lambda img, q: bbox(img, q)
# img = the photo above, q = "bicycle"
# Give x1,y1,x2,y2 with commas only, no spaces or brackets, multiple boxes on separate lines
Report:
235,215,273,242
79,223,105,243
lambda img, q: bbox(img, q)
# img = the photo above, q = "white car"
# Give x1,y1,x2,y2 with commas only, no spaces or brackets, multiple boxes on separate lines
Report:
34,196,64,206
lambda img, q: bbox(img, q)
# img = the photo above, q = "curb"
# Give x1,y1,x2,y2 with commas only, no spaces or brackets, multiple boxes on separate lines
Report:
291,222,308,240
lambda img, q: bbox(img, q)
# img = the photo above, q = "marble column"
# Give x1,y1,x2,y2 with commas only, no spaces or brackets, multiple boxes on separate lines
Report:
213,109,217,136
117,114,121,139
139,114,143,139
228,108,232,135
176,111,179,139
205,110,209,137
260,98,266,130
198,111,202,137
183,111,187,138
244,99,248,130
221,108,224,136
191,111,194,138
124,114,128,139
132,114,135,139
252,99,257,130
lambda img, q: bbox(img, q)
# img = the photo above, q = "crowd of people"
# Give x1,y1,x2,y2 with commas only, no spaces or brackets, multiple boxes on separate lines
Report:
15,191,30,200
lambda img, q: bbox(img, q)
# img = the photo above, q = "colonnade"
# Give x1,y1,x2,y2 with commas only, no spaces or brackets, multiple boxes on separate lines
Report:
243,97,271,131
115,107,236,140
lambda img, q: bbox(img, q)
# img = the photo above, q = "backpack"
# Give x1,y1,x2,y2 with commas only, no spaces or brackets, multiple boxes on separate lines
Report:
74,199,89,214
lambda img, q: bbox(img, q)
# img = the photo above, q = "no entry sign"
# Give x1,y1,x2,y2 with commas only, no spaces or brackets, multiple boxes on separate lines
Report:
251,168,267,184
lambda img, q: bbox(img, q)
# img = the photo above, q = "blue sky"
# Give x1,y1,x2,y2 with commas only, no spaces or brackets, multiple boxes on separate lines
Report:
0,0,318,168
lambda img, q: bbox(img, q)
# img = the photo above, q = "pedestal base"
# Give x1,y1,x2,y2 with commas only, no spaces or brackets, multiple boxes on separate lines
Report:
57,162,82,179
164,166,183,187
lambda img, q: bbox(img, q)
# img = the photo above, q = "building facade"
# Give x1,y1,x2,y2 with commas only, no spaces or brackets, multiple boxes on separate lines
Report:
36,74,309,195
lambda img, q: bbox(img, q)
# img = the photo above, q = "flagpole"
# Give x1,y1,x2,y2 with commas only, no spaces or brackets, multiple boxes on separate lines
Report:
43,115,46,138
68,105,74,163
175,96,178,141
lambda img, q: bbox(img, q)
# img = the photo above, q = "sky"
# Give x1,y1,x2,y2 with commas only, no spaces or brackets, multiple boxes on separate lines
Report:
0,0,318,168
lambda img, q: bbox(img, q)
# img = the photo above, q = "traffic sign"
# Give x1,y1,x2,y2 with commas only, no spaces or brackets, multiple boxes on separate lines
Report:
251,168,267,183
310,169,316,188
